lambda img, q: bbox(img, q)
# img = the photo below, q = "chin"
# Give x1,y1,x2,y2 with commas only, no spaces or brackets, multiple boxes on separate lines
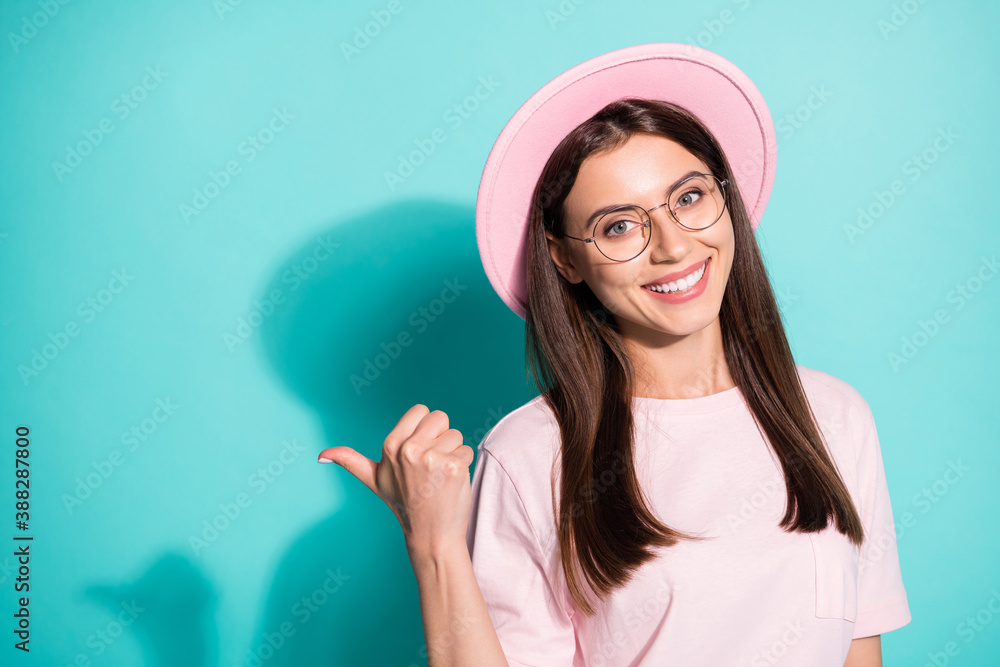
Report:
651,301,722,334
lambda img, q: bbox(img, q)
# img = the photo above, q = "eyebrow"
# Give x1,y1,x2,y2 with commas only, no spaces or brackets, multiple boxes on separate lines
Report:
581,169,704,231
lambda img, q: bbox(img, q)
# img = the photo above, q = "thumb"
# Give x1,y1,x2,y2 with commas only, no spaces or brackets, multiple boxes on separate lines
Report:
318,446,379,496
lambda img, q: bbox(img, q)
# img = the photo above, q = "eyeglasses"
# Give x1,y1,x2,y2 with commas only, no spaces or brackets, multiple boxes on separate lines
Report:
560,172,729,262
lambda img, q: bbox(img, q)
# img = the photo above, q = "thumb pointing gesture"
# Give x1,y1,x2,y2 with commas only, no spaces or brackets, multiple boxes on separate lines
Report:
317,403,475,554
318,446,379,496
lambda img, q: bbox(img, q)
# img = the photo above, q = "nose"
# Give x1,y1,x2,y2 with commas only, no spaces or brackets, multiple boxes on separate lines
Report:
645,207,692,262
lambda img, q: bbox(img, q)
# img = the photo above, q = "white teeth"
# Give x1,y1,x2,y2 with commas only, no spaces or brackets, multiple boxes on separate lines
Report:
643,261,707,294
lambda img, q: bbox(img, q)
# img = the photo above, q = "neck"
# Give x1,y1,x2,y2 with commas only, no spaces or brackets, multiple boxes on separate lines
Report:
621,317,734,400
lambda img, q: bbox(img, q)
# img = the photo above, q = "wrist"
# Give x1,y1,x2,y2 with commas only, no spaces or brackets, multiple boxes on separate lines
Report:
406,537,469,569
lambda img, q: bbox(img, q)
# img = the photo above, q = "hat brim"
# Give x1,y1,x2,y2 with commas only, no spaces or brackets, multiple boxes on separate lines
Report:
475,42,777,320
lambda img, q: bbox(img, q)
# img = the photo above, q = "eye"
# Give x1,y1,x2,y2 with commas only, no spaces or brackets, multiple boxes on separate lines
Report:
601,218,640,237
675,188,705,208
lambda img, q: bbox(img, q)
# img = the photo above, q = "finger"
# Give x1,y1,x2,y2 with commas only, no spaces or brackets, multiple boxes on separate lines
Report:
455,444,475,468
318,446,378,496
437,445,474,477
383,404,431,458
420,443,475,491
396,410,451,465
406,409,451,449
426,427,465,455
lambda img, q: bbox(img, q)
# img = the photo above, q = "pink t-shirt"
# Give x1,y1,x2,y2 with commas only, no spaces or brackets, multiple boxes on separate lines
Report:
466,364,911,666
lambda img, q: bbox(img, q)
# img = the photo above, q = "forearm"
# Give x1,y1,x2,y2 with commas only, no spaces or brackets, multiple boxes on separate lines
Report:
844,635,882,666
409,541,509,667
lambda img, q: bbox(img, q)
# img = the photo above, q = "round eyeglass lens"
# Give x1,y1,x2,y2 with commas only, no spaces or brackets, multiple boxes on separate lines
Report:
592,206,649,262
668,174,726,231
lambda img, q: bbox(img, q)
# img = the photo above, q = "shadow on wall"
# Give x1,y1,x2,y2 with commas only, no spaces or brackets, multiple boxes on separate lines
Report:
84,552,217,667
80,199,534,665
249,199,532,665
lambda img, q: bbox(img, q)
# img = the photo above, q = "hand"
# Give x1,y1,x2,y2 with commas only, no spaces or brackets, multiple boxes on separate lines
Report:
317,404,475,558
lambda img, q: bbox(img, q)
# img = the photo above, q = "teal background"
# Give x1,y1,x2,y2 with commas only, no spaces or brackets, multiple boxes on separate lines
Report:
1,0,997,664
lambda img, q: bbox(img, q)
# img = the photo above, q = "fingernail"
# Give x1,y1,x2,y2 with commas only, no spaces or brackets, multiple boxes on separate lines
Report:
318,457,335,464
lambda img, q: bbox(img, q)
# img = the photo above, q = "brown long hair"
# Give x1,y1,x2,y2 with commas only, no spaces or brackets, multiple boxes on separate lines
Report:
523,98,863,616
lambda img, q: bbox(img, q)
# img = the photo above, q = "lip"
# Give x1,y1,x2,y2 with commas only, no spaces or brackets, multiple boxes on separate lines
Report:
641,256,711,304
642,258,710,287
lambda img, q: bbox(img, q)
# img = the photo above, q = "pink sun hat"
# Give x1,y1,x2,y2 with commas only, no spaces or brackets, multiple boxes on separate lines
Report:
474,42,778,320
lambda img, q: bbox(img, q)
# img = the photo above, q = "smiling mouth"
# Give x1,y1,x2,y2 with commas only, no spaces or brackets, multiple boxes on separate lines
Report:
641,258,709,294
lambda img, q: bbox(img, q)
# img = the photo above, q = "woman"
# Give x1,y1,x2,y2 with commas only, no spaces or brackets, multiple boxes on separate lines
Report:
318,44,911,666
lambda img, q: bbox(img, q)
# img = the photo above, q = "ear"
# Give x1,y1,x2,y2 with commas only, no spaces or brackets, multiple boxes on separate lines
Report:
545,230,584,284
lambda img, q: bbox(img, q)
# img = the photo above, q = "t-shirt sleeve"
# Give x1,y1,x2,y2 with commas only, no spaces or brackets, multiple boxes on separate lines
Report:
466,442,578,666
851,401,913,638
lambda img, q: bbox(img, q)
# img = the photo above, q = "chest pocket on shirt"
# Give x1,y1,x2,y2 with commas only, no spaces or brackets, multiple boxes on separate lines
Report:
807,524,860,622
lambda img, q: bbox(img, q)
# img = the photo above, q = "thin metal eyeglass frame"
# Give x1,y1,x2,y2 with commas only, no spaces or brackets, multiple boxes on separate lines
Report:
559,173,730,262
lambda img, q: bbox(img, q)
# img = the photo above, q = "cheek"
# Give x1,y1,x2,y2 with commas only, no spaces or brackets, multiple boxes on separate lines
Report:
587,261,638,291
706,223,734,270
585,266,644,314
713,242,735,292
